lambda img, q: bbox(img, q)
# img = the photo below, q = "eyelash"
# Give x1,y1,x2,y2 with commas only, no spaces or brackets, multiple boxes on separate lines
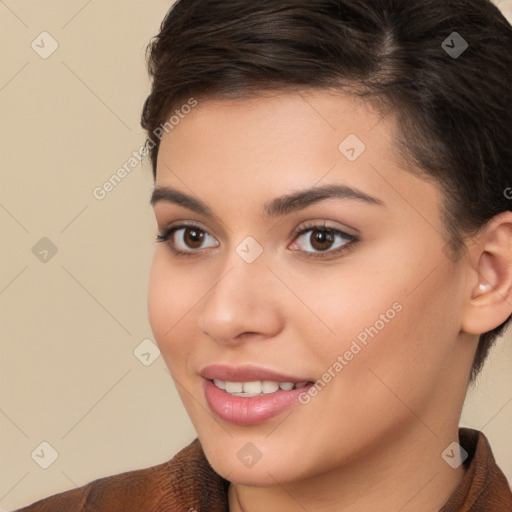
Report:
155,221,359,260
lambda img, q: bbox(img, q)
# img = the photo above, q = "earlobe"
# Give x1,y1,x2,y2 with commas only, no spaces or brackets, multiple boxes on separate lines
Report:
461,212,512,335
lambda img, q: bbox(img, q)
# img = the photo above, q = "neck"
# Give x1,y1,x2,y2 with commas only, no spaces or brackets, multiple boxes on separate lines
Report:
228,423,466,512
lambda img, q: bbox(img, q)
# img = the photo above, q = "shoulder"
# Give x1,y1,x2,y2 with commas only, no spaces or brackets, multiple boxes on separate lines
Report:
14,454,176,512
440,428,512,512
14,438,229,512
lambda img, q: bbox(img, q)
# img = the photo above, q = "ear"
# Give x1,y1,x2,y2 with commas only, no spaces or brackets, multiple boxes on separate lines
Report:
462,212,512,335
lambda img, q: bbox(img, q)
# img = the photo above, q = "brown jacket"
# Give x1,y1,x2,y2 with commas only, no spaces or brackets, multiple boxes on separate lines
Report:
15,428,512,512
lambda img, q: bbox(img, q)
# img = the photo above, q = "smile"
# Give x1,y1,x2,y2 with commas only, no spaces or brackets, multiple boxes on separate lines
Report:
200,365,315,425
212,379,309,397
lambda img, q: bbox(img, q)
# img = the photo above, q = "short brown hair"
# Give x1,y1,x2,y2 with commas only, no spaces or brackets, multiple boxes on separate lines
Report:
141,0,512,379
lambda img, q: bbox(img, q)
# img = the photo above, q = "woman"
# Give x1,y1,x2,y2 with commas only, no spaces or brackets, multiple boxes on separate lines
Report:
16,0,512,510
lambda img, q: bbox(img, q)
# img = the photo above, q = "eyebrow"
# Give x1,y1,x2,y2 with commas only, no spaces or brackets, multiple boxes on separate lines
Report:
150,184,384,218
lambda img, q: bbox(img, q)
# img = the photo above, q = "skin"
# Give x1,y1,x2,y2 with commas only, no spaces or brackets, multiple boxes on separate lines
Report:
148,90,512,512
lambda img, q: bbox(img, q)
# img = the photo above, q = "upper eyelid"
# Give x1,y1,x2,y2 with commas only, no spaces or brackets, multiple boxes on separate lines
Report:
153,204,231,238
158,220,212,235
293,221,355,235
154,200,362,236
159,215,356,232
159,220,354,237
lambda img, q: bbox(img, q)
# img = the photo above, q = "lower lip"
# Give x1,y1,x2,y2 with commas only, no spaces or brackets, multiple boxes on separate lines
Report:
204,379,311,426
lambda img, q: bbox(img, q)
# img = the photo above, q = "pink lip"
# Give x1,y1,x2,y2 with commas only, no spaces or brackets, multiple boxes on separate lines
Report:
201,365,313,426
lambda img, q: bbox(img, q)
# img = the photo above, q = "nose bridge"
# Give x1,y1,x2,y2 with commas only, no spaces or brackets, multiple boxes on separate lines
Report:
216,234,272,300
199,247,281,343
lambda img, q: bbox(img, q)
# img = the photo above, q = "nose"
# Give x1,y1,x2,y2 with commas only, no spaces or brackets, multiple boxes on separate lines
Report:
198,258,284,347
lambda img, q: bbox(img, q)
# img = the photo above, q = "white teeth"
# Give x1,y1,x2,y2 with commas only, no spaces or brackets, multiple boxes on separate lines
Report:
261,381,280,393
242,381,262,394
213,379,226,390
213,379,305,396
225,381,243,393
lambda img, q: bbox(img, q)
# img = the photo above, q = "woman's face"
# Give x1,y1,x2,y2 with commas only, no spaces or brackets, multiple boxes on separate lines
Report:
148,90,474,485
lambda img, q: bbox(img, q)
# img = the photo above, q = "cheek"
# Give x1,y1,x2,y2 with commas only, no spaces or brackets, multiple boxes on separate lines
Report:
281,260,405,359
147,250,204,368
292,238,461,396
321,259,461,417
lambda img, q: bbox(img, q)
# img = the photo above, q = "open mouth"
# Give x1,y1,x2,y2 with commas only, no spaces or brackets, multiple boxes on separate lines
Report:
211,379,311,397
203,377,315,425
200,365,315,424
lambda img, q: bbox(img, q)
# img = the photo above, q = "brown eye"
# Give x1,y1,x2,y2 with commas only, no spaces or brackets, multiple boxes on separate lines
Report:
156,224,218,255
291,225,355,256
182,227,205,249
309,229,335,251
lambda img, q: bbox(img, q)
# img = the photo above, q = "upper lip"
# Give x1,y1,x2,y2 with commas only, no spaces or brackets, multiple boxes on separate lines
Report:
200,364,311,383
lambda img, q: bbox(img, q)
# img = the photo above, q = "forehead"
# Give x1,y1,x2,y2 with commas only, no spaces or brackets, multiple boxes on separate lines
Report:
157,91,390,177
154,90,442,227
159,90,392,156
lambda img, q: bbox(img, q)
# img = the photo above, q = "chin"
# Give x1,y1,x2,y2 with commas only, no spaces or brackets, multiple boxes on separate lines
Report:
198,434,313,487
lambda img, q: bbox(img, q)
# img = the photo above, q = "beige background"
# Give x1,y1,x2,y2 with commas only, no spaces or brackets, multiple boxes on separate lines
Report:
1,1,511,509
